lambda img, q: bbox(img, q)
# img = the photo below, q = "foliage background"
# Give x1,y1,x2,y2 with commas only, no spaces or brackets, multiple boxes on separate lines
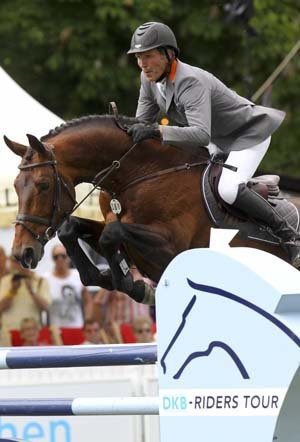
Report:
0,0,299,176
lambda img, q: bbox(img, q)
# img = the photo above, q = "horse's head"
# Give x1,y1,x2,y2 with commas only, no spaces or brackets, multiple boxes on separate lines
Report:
3,134,76,268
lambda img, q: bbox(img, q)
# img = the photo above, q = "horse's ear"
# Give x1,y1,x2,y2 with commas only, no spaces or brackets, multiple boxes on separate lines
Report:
26,133,47,154
3,135,27,157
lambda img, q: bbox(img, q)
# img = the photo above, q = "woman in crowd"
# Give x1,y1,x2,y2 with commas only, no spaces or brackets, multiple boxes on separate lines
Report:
132,316,155,343
19,317,51,346
43,244,93,328
0,256,51,331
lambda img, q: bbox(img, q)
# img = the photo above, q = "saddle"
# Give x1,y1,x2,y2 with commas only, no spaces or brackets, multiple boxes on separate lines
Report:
202,163,299,245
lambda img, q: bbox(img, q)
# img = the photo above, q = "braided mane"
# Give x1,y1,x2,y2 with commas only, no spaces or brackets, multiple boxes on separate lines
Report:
41,114,138,141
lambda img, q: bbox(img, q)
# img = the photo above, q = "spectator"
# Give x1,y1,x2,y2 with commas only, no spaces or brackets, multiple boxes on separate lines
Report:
0,256,51,331
82,319,103,345
19,317,50,346
44,244,93,328
132,316,154,343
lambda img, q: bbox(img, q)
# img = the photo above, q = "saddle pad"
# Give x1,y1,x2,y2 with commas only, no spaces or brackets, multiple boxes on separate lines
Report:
202,164,300,245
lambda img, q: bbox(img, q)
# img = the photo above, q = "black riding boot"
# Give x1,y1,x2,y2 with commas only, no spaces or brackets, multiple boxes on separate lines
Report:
232,184,300,269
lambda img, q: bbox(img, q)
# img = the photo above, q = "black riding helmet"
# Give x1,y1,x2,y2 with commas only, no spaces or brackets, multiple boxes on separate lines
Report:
127,22,179,57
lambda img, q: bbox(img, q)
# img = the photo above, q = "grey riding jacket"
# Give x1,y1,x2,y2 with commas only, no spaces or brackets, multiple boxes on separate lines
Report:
136,60,285,152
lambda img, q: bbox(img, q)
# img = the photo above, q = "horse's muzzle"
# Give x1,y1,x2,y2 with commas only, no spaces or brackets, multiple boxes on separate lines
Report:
14,246,44,270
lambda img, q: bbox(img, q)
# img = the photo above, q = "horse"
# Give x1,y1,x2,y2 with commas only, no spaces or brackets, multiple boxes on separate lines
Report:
3,113,300,304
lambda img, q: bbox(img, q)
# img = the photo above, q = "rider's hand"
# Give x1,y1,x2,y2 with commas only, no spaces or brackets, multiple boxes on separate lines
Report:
127,123,161,144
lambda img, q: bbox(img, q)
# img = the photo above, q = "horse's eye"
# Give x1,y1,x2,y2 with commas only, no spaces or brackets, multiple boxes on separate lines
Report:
38,182,49,191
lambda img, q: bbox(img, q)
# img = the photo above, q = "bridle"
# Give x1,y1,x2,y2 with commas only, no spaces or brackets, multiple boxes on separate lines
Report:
15,148,76,246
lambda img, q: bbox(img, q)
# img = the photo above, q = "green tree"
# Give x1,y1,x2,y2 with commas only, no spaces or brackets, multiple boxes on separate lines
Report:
0,0,299,175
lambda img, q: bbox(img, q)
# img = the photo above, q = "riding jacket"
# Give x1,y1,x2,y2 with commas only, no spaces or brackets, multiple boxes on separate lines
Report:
136,60,285,153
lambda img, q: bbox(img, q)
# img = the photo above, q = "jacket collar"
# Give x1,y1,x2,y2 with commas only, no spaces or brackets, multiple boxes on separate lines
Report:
168,59,177,82
165,59,178,111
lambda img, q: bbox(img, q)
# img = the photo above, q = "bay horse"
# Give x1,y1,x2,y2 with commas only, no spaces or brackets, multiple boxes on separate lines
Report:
3,114,300,304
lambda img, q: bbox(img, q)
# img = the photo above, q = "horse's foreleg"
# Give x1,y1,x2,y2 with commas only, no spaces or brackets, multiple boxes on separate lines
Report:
58,216,113,290
99,221,134,294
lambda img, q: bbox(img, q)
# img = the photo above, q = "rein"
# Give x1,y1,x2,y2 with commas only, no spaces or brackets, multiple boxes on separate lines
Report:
70,141,139,213
104,103,236,197
94,104,210,208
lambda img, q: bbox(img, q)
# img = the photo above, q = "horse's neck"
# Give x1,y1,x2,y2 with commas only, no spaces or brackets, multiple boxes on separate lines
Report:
53,128,209,188
53,129,128,185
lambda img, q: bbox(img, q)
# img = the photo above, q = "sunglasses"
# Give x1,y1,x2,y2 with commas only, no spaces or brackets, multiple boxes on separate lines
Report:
135,328,151,334
53,253,68,261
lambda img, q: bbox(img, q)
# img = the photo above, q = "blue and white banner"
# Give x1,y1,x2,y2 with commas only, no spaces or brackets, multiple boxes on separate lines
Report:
160,388,286,416
156,232,300,442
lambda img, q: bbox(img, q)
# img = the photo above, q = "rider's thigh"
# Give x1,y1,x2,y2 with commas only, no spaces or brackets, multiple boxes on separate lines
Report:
218,137,271,204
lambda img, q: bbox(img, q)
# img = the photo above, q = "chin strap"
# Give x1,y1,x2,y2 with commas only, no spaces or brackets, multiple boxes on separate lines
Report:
155,72,168,83
155,47,176,83
163,47,172,62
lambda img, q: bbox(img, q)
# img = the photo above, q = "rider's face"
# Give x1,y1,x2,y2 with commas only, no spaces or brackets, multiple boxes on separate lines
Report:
135,49,169,82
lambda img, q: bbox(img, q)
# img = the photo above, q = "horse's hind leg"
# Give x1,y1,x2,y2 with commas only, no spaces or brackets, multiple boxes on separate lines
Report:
58,216,113,290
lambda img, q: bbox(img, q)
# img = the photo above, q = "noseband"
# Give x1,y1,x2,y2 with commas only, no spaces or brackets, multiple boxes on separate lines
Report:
15,149,76,246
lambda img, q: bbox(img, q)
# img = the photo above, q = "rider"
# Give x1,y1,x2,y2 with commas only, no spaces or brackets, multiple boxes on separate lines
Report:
127,21,300,268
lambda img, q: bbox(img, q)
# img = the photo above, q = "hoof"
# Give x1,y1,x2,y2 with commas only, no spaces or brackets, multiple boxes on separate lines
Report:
119,273,134,294
128,280,156,305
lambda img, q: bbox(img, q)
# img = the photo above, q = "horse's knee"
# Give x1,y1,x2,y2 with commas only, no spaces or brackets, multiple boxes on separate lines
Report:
58,217,80,242
99,222,124,250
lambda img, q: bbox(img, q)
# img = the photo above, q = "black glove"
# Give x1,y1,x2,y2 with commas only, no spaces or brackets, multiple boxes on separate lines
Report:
127,123,161,144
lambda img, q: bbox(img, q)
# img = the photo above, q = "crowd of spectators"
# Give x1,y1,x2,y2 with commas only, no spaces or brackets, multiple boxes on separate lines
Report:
0,244,156,347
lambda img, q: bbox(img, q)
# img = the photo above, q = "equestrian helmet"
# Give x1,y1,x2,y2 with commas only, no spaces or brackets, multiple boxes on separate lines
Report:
127,22,179,56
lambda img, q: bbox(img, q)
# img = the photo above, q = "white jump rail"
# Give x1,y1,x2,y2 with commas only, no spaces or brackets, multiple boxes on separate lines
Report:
0,397,159,416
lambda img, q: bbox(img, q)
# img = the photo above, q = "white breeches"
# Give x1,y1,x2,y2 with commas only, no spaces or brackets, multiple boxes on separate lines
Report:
217,137,271,204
